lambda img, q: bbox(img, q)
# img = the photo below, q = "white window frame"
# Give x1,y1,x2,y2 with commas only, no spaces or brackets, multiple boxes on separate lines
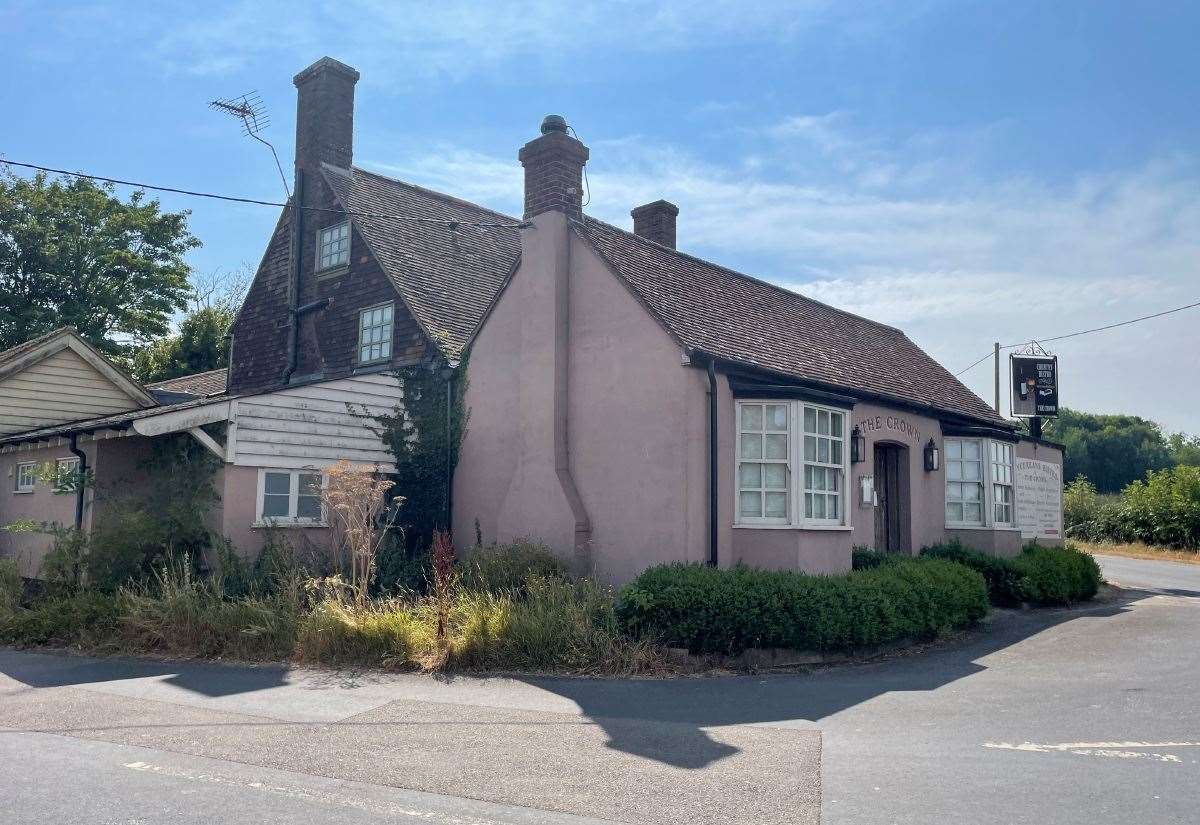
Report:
357,301,394,364
944,437,1019,530
734,399,851,530
14,461,36,493
254,468,327,527
990,441,1015,527
317,221,351,271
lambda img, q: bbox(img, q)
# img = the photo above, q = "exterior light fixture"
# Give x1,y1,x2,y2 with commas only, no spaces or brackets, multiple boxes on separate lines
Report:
850,426,866,464
923,438,941,472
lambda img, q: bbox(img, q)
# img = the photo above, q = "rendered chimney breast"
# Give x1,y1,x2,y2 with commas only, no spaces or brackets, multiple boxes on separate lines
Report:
540,114,569,135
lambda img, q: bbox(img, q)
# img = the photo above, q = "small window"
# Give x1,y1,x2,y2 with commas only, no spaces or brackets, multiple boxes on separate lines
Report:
991,441,1015,525
54,457,81,493
358,302,394,364
945,439,984,525
317,221,351,271
258,469,325,525
14,462,35,493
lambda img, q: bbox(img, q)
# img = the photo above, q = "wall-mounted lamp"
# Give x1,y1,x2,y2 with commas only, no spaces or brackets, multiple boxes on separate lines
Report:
923,438,941,472
850,426,866,464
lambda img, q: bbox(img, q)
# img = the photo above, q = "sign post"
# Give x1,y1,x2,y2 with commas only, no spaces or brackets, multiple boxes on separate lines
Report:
1010,353,1058,439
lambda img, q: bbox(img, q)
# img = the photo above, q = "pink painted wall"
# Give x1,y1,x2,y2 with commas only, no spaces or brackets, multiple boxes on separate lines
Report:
0,442,93,576
217,464,333,561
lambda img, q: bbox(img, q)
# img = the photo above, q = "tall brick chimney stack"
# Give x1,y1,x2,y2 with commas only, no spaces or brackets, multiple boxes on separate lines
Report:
518,115,589,220
293,57,360,173
630,200,680,248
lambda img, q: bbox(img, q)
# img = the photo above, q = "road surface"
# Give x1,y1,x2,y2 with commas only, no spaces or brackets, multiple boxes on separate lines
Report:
1,553,1196,823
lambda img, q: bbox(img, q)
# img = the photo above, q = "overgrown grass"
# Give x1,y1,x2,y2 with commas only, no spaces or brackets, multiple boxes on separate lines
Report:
1078,540,1200,565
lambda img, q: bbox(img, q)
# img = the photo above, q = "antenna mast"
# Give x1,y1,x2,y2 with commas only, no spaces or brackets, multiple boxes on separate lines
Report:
209,92,290,198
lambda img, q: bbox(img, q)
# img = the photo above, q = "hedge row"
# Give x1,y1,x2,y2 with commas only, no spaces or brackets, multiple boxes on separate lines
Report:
616,558,989,655
1065,468,1200,549
921,540,1101,606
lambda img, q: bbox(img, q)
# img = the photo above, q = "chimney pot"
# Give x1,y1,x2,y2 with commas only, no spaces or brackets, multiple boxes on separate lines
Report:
631,200,680,248
540,114,569,135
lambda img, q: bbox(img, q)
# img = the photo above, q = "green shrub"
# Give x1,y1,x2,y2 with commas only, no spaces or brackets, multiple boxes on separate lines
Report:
921,540,1024,605
851,546,901,570
616,558,989,655
461,540,570,594
1011,542,1102,605
0,591,121,648
1119,466,1200,549
0,559,21,614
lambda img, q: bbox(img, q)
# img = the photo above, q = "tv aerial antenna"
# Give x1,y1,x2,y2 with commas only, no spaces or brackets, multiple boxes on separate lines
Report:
209,92,290,198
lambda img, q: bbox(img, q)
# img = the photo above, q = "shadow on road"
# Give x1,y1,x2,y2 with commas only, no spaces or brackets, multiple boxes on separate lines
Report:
514,586,1159,769
0,586,1171,770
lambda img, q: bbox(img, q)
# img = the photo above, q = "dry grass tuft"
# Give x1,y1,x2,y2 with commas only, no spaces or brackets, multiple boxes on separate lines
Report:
1079,540,1200,565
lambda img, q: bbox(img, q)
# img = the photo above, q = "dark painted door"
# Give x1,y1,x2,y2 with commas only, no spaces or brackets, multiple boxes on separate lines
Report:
873,444,909,553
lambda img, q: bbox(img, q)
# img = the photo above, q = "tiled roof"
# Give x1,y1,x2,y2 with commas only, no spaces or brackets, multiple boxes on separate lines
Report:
145,368,228,397
0,394,232,446
574,217,1008,427
321,165,522,359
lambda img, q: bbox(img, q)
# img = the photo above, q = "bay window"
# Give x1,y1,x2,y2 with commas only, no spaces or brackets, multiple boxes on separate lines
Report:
736,400,848,528
945,437,1017,528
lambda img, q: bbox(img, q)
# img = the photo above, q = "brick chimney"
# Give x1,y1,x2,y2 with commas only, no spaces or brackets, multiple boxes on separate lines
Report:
630,200,679,248
293,56,360,173
518,115,589,220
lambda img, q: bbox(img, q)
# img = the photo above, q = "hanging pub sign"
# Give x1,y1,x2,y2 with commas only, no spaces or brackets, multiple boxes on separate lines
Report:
1010,354,1059,418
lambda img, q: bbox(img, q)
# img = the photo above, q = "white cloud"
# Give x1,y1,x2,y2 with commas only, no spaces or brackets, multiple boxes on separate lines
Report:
368,120,1200,431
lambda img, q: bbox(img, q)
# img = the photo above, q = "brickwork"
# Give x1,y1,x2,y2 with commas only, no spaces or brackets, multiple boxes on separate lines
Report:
518,130,589,220
630,200,679,248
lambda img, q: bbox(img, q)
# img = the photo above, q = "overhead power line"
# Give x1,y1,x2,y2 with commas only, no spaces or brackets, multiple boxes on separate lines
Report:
954,298,1200,376
0,159,530,230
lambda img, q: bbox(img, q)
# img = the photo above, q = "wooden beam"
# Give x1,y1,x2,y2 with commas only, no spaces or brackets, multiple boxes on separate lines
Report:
187,427,227,462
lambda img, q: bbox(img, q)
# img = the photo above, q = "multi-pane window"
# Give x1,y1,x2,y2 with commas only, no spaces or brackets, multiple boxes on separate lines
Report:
736,400,848,527
54,457,81,493
317,221,351,270
737,403,790,522
358,303,394,363
991,441,1015,525
14,462,35,493
802,406,844,523
945,439,984,525
259,470,324,524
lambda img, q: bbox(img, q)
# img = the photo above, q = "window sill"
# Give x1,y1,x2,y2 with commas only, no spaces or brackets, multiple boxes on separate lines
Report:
945,524,1022,532
353,360,392,373
252,521,328,529
316,264,350,280
12,490,33,495
733,523,853,532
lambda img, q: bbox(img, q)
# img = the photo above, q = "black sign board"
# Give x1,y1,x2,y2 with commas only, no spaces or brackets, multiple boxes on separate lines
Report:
1010,354,1058,418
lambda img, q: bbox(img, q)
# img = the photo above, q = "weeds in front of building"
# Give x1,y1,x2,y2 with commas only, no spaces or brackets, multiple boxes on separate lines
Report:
0,460,1103,673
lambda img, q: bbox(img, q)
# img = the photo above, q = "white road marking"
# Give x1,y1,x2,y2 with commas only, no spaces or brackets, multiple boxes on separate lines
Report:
983,741,1200,763
123,761,523,824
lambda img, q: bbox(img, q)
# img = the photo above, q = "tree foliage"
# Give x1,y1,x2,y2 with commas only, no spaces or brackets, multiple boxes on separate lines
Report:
0,171,198,356
132,305,234,381
1031,408,1173,493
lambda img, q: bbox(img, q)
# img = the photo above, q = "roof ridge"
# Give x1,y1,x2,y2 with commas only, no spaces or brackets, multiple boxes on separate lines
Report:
577,216,904,335
348,165,521,225
0,326,77,364
144,367,228,388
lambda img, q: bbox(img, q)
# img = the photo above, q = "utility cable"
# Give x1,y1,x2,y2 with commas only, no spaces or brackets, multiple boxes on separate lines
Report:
0,159,529,229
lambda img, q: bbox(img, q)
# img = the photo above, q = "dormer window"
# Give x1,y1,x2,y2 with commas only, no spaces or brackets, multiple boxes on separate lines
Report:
317,221,351,271
358,302,394,363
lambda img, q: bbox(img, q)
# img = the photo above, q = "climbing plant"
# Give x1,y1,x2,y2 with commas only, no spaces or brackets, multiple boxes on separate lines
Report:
370,363,468,591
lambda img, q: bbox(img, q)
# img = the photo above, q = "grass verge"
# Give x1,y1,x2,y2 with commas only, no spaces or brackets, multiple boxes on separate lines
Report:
1079,540,1200,565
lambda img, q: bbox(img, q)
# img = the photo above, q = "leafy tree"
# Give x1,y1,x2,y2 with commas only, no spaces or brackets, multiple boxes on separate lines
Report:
131,270,246,382
1030,408,1172,493
0,170,198,356
1168,433,1200,468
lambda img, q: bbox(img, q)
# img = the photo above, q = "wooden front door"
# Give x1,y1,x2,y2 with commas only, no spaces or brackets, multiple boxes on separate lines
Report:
873,443,911,553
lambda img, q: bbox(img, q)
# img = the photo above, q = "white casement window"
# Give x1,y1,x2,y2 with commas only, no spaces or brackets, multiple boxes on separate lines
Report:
54,457,81,492
990,441,1015,525
14,462,36,493
945,439,985,526
256,469,325,525
358,302,394,363
317,221,351,271
736,400,849,528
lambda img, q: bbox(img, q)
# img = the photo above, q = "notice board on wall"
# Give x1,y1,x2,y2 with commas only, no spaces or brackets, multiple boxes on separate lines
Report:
1016,458,1063,540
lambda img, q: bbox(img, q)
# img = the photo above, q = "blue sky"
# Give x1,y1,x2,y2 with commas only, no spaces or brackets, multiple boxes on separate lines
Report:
4,1,1199,431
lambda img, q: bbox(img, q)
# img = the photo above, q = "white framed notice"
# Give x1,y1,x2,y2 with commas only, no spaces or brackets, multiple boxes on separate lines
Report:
1015,458,1063,540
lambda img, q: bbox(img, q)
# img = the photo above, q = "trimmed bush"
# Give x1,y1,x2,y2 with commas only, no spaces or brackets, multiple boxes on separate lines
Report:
461,540,570,594
921,540,1024,606
1011,542,1102,605
616,558,989,655
851,546,902,570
